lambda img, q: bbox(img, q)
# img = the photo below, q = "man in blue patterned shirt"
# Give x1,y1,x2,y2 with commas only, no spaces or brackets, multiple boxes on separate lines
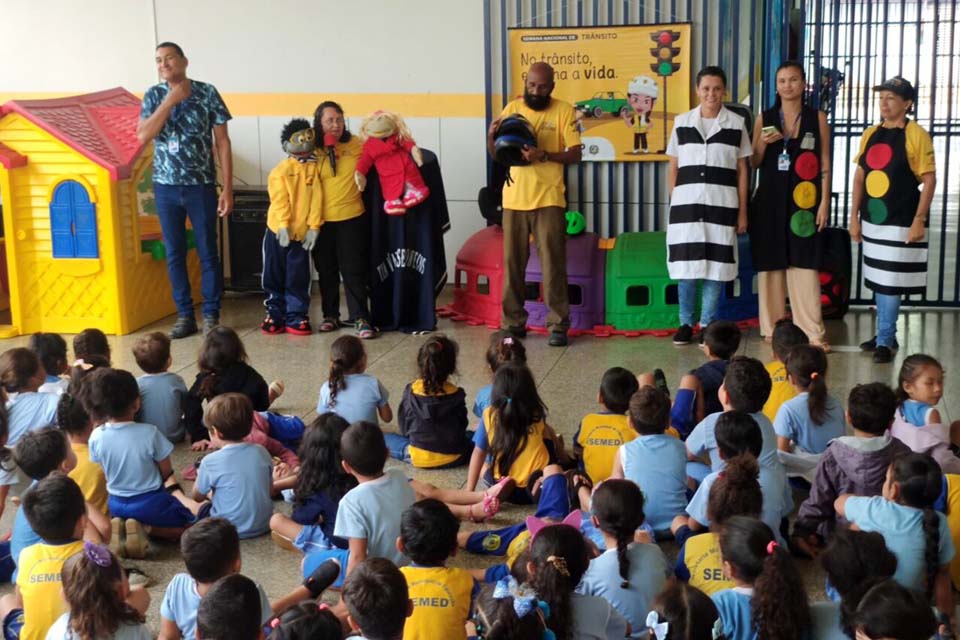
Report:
138,42,233,338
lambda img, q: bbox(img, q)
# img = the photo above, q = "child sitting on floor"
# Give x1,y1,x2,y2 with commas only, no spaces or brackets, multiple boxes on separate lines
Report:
81,368,203,546
473,332,526,421
192,393,273,539
573,367,639,484
398,499,477,640
158,518,274,640
195,574,265,640
73,328,111,364
891,353,960,474
392,335,472,468
133,331,188,444
0,474,106,640
28,332,69,395
610,387,689,536
762,319,808,423
792,382,911,556
317,335,392,426
684,356,777,483
185,326,282,448
342,558,412,640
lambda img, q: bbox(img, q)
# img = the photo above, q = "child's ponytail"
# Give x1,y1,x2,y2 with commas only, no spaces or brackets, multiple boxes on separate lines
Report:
61,542,145,638
490,363,546,479
327,336,365,408
486,332,527,373
197,326,248,399
417,335,458,395
707,453,762,526
785,345,829,425
719,516,809,640
890,452,943,598
591,479,645,589
528,524,590,640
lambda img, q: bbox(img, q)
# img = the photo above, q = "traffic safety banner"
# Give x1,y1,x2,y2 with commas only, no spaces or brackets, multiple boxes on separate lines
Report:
508,24,692,162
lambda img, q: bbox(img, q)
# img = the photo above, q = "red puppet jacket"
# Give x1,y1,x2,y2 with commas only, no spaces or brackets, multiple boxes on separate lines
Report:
355,134,428,201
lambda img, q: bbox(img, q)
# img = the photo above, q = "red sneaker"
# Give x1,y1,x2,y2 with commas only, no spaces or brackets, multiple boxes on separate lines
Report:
260,316,285,335
286,319,312,335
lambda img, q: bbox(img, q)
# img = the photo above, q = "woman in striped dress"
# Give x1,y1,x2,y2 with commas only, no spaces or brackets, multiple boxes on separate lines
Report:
850,77,936,364
665,66,753,345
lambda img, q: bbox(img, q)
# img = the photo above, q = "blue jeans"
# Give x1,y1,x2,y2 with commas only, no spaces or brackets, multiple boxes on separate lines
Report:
875,292,902,348
154,183,222,318
678,279,723,327
383,433,413,463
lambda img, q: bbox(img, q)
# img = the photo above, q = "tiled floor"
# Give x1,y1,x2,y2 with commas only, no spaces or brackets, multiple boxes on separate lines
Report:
1,288,958,627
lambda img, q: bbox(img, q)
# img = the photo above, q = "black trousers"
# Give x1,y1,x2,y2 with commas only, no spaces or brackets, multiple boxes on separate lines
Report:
311,213,371,322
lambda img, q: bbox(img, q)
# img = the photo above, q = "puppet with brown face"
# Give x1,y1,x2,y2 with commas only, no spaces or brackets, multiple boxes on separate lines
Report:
354,111,430,215
261,118,323,335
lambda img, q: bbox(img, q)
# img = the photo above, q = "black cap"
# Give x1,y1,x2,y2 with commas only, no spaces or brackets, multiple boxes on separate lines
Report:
872,76,915,101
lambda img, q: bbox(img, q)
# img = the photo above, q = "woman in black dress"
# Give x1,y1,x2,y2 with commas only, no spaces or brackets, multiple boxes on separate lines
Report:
749,61,832,349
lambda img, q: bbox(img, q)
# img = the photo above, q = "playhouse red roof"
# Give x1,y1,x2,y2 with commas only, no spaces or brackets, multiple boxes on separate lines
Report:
0,88,145,180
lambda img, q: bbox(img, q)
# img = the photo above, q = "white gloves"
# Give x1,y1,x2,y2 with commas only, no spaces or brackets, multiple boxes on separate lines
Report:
301,228,319,252
277,227,290,248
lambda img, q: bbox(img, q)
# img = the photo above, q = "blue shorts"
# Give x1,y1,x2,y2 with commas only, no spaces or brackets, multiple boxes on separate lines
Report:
2,609,23,640
301,547,351,589
109,488,196,528
0,541,14,584
261,412,305,449
465,474,571,556
671,388,697,439
294,524,335,553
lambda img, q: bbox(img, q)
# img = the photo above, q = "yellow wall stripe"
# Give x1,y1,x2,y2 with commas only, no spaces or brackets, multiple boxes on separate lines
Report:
0,92,490,119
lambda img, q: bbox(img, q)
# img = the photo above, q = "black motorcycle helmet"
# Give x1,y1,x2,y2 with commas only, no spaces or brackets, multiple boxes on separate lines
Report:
493,114,537,166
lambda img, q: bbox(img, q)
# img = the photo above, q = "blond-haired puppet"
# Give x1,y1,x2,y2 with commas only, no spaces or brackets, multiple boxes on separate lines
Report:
354,110,430,215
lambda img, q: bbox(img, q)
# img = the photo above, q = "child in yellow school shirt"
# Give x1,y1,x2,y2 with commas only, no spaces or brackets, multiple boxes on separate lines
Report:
762,319,809,424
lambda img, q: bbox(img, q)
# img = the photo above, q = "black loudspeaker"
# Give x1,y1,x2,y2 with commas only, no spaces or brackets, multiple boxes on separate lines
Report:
225,187,269,291
819,227,852,319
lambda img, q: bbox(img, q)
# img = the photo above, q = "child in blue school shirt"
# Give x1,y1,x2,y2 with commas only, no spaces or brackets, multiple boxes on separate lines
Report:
835,452,955,618
576,479,670,637
472,332,526,421
133,331,189,444
774,345,845,457
0,348,60,499
83,368,201,542
159,518,274,640
680,412,791,544
610,386,688,536
192,393,273,538
28,332,70,395
685,356,778,483
712,516,810,640
302,421,415,586
316,336,392,425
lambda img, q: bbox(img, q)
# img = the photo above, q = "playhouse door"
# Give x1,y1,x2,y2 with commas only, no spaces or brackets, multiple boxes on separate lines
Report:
50,181,98,258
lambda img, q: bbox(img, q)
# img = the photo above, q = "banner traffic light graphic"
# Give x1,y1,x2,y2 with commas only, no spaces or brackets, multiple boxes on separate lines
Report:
650,30,682,77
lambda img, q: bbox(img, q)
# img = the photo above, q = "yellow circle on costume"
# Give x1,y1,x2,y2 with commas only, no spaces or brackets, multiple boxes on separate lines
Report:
793,181,817,209
482,534,502,551
865,170,890,198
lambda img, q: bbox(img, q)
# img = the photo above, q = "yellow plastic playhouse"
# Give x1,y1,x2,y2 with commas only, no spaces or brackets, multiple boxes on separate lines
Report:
0,88,200,336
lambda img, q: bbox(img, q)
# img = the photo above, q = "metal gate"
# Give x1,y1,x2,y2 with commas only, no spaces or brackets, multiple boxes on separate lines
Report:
483,0,762,237
802,0,960,306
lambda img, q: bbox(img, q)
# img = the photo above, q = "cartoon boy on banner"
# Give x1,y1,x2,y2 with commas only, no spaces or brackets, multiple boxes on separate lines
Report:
623,75,659,154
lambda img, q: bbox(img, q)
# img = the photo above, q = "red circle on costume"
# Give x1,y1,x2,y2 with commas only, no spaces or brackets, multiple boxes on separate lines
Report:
866,143,893,169
794,152,819,180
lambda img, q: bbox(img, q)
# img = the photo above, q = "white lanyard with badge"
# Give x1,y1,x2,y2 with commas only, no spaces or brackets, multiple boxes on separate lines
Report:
776,110,815,171
167,99,184,154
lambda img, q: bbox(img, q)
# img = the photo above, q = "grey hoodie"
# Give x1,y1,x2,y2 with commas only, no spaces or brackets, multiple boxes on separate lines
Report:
793,435,911,539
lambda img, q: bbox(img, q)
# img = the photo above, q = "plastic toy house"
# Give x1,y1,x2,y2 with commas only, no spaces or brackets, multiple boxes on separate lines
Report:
604,231,679,330
0,88,199,336
451,225,504,328
524,231,605,330
717,233,758,321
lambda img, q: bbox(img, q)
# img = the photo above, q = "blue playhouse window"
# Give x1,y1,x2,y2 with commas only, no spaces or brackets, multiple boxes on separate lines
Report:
50,180,98,258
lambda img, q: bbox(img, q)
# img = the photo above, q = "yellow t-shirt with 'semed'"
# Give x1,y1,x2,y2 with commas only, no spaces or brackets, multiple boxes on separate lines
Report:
499,98,581,211
318,136,365,222
69,442,108,514
17,539,84,640
763,361,797,424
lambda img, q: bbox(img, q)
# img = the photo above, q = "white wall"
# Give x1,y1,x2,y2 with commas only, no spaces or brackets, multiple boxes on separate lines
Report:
0,0,491,276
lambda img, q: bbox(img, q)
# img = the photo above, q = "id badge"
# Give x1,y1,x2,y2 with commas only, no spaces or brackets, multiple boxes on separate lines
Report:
778,151,790,171
167,137,180,154
801,132,815,150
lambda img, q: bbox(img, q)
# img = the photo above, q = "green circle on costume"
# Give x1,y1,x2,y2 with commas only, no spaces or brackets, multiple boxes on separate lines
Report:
867,198,888,224
790,210,816,237
482,534,502,551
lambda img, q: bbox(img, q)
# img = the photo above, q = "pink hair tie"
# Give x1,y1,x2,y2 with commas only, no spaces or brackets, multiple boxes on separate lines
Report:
503,336,514,345
72,359,93,371
766,541,779,556
810,372,820,380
